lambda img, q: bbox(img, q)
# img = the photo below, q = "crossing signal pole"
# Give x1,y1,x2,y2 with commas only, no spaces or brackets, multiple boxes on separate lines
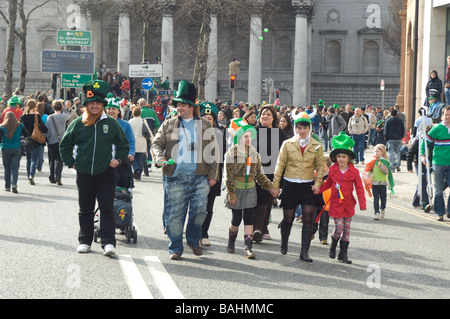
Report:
230,75,236,103
230,75,236,89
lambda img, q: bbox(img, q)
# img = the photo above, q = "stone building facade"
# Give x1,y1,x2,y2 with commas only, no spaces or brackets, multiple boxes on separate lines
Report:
0,0,400,108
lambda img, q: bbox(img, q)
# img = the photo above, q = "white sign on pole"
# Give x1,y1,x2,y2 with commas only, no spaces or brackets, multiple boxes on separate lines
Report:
380,79,385,91
128,64,163,78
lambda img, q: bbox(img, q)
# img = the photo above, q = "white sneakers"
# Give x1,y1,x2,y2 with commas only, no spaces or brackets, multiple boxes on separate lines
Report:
200,238,211,246
77,243,115,256
77,244,91,253
103,244,116,256
374,209,386,220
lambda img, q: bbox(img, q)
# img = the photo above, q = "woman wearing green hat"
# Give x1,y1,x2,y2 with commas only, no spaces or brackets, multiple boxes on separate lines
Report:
272,112,325,262
0,96,23,123
199,101,226,246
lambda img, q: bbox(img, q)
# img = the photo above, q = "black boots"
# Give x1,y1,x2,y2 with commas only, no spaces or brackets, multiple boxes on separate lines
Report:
329,236,352,264
329,236,339,259
338,240,352,264
278,220,293,255
299,225,313,262
244,235,255,259
228,231,255,259
227,230,238,253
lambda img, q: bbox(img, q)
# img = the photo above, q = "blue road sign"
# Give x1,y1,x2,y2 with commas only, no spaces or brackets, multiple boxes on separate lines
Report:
141,78,154,90
41,50,95,74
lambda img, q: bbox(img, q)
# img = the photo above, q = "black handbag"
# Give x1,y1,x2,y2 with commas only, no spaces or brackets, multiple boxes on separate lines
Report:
142,119,151,139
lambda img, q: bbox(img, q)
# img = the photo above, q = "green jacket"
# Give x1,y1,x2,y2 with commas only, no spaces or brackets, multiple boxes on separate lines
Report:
59,113,129,176
421,123,450,165
140,106,160,130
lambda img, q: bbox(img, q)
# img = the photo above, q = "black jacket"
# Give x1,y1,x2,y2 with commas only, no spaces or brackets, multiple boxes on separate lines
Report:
383,116,405,141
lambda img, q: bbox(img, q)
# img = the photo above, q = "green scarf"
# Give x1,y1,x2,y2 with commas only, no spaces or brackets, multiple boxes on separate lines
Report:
377,158,395,194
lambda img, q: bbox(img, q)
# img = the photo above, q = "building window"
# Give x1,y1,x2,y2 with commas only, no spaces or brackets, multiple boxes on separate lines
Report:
42,36,57,50
362,40,380,73
324,39,341,73
273,35,292,70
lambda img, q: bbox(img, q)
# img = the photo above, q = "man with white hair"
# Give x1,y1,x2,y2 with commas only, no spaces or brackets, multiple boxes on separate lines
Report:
348,108,368,164
139,98,160,133
139,98,159,173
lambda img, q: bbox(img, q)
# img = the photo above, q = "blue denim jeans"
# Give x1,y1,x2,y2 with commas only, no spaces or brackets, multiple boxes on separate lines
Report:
433,164,450,216
322,128,329,151
26,143,40,178
132,152,145,179
369,128,376,146
163,174,209,255
445,88,450,105
2,148,22,189
387,140,402,170
351,134,365,163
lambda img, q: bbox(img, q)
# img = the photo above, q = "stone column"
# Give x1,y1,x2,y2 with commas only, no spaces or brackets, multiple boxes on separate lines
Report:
292,0,314,107
247,1,264,104
117,9,131,75
307,18,312,106
161,1,175,87
205,13,218,101
395,1,407,113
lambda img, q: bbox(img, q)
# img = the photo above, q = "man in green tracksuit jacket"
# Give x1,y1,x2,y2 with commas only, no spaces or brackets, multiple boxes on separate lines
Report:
421,105,450,221
60,80,129,256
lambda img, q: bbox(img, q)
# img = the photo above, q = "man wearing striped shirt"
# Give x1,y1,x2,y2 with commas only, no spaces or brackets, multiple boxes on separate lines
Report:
421,105,450,221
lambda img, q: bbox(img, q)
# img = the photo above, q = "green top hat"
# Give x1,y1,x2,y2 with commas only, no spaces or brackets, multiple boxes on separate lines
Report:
172,80,197,107
318,99,324,106
7,96,21,106
199,101,218,119
330,132,356,161
82,80,110,106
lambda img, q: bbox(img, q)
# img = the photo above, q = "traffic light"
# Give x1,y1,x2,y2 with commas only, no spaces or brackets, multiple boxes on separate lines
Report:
262,79,267,92
230,75,236,89
276,89,280,99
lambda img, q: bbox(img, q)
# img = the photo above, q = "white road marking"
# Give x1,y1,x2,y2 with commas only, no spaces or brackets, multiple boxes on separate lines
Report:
118,255,154,299
144,256,185,299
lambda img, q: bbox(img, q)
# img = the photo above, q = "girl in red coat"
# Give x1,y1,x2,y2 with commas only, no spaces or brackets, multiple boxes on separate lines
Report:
315,132,366,264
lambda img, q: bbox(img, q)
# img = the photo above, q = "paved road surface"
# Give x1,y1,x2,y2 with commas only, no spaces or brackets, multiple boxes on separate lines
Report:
1,149,449,300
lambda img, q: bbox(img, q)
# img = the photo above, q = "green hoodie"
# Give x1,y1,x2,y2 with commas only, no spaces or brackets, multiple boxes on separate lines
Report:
60,113,129,176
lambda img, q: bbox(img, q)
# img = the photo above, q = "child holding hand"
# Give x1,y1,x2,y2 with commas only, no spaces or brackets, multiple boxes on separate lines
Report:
315,132,366,264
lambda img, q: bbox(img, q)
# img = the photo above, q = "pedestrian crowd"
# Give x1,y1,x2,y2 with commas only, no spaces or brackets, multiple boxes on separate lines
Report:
1,73,449,261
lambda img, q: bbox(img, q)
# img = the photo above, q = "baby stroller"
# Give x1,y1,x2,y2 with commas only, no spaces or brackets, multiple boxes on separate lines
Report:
94,159,137,243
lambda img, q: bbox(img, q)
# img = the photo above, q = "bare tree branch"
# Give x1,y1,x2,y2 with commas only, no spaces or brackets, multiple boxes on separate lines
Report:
382,0,402,63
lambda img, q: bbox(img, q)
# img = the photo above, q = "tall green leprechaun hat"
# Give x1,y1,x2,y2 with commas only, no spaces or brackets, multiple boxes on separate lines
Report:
82,80,110,106
228,118,257,145
330,131,356,161
172,80,197,107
